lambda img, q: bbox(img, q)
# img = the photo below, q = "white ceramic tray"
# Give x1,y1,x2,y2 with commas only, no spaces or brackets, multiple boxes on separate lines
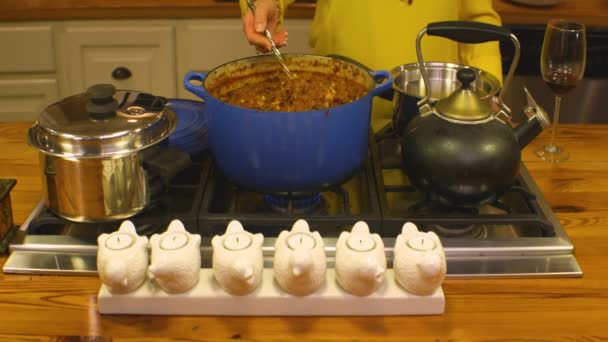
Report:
98,269,445,316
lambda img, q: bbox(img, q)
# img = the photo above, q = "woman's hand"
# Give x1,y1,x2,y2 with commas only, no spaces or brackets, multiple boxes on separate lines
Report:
242,0,288,53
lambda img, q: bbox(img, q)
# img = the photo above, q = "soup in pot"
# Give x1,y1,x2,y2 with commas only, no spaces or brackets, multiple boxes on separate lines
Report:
210,70,368,112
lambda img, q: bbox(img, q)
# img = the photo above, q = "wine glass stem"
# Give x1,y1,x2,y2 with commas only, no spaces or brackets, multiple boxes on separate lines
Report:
548,95,563,150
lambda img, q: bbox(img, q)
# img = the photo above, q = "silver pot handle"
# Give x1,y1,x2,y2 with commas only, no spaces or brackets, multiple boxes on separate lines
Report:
416,21,521,117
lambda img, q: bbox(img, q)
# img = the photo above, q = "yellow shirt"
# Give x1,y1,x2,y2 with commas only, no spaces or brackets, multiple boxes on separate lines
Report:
240,0,503,131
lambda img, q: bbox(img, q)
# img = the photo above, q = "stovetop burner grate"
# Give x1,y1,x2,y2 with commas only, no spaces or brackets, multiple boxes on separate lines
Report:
198,148,382,237
372,132,557,238
264,193,324,214
4,127,582,278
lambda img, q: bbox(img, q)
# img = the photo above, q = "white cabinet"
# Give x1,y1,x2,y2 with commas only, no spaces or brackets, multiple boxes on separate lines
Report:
0,24,55,73
0,22,58,121
0,78,59,121
0,18,314,121
177,19,312,99
57,21,177,98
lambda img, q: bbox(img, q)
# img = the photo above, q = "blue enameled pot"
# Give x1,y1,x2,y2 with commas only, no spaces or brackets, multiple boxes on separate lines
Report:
184,54,391,194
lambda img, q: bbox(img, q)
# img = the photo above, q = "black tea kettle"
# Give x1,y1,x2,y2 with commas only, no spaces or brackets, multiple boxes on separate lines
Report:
400,21,551,207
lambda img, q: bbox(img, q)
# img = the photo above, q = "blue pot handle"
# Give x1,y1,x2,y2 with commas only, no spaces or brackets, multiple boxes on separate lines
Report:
369,70,393,98
183,71,209,100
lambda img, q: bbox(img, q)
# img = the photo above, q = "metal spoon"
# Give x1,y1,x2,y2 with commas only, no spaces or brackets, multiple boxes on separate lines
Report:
246,0,294,79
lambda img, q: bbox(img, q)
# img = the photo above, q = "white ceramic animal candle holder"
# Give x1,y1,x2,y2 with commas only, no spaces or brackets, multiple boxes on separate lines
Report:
274,219,326,296
212,220,264,295
335,221,386,296
148,219,202,293
97,220,149,294
393,222,447,296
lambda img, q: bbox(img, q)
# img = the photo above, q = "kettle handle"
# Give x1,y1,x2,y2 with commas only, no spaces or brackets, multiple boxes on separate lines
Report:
427,21,512,44
416,21,520,117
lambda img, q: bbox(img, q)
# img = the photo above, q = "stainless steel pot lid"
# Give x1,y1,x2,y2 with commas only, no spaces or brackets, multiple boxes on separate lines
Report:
29,84,177,158
391,62,501,100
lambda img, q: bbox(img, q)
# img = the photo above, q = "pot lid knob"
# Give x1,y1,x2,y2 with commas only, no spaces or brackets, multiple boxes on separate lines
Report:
457,68,476,89
435,68,494,121
86,83,118,120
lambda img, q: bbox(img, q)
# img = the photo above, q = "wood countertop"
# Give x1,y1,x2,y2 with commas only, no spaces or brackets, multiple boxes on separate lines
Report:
1,121,608,340
0,0,607,27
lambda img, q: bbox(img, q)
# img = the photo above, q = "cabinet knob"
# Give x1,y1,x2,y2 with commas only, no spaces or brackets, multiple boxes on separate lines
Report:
112,66,132,80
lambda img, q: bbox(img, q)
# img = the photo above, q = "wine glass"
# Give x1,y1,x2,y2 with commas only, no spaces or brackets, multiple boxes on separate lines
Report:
535,19,586,163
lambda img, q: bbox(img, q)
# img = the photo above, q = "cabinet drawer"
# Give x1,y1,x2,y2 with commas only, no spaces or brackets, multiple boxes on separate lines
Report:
0,24,55,73
58,22,176,98
0,78,59,121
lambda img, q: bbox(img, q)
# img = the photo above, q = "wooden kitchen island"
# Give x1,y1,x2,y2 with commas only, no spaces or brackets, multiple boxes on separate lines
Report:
0,121,607,340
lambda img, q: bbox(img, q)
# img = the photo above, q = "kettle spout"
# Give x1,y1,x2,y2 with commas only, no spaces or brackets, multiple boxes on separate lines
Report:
513,87,551,149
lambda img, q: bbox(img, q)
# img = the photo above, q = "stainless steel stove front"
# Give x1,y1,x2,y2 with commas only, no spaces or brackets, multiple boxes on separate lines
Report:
3,165,583,279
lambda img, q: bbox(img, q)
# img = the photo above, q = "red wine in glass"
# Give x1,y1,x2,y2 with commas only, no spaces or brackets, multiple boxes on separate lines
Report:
535,20,586,163
544,70,579,96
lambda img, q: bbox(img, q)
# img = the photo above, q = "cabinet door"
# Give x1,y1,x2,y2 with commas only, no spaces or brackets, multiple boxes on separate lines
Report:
0,78,59,121
58,22,176,98
0,23,55,73
177,19,312,100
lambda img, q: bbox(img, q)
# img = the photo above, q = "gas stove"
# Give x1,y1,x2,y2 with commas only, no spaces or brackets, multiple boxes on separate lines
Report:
3,130,582,278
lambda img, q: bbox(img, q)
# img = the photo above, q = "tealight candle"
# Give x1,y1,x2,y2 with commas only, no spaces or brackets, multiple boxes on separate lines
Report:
104,233,133,250
407,236,436,251
160,232,188,250
347,235,376,252
287,233,315,250
222,233,252,251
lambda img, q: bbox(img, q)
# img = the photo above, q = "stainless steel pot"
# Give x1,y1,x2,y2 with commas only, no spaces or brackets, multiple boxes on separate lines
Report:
391,62,501,133
28,84,177,222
